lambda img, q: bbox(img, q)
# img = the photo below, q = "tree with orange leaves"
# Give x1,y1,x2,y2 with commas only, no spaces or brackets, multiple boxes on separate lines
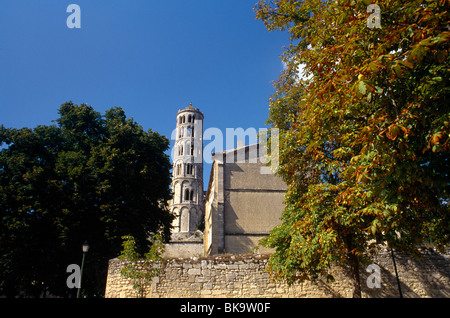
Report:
256,0,449,297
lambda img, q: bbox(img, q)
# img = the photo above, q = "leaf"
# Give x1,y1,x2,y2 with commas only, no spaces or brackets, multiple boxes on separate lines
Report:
436,49,448,63
392,62,403,77
400,60,414,69
431,132,442,145
358,80,366,95
386,124,400,140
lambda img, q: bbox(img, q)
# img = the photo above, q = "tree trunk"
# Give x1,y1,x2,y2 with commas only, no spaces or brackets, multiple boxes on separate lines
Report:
348,251,362,298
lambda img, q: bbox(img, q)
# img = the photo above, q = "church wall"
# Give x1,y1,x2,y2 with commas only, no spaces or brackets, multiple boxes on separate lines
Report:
204,175,216,255
204,145,289,256
222,153,287,255
204,160,224,256
224,191,285,234
224,161,287,191
224,235,274,254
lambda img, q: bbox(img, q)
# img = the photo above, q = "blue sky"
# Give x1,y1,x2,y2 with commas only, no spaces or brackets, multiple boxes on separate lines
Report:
0,0,289,187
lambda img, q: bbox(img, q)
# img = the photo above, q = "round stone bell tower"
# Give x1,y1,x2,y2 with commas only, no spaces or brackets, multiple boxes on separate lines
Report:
170,103,204,238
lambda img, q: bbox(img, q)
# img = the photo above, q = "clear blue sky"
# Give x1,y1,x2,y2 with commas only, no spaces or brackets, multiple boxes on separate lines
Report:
0,0,289,187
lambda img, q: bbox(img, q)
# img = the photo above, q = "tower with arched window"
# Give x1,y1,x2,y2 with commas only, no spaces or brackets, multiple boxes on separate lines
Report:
170,103,204,237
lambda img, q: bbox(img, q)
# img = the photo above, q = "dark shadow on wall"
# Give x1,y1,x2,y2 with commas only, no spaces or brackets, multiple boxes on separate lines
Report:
312,248,449,298
360,262,418,298
401,248,450,298
360,248,450,298
315,278,346,298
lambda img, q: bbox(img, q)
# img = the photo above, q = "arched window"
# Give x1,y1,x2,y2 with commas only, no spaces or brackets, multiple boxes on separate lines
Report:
184,188,194,201
186,163,193,175
190,144,194,156
188,115,191,123
182,116,185,124
187,126,191,136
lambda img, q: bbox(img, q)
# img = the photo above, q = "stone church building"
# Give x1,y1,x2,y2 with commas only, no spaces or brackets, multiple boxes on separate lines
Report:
204,144,287,255
164,104,286,258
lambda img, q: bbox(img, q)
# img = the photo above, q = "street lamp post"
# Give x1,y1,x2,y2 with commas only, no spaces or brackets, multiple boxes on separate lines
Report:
77,241,89,298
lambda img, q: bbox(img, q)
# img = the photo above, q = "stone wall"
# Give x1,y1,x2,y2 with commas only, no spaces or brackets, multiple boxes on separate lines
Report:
105,248,449,298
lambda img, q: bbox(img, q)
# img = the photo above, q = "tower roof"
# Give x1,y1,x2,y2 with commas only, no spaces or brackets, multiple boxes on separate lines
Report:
177,103,204,119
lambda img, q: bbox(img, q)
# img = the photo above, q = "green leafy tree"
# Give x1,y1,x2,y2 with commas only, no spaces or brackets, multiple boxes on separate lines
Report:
119,234,164,298
0,102,173,297
256,0,449,297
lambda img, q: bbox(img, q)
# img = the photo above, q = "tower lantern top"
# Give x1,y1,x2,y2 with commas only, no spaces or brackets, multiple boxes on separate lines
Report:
177,103,204,119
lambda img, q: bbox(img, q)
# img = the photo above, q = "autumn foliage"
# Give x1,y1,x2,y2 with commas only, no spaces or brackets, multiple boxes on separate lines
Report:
256,0,449,297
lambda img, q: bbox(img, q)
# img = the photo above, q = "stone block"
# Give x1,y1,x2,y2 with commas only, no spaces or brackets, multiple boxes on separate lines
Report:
188,268,201,276
239,264,250,270
195,276,209,283
226,273,236,280
190,283,202,291
202,269,211,277
213,263,227,270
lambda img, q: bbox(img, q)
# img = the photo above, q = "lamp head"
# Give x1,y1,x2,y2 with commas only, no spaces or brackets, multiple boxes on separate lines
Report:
82,241,89,253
